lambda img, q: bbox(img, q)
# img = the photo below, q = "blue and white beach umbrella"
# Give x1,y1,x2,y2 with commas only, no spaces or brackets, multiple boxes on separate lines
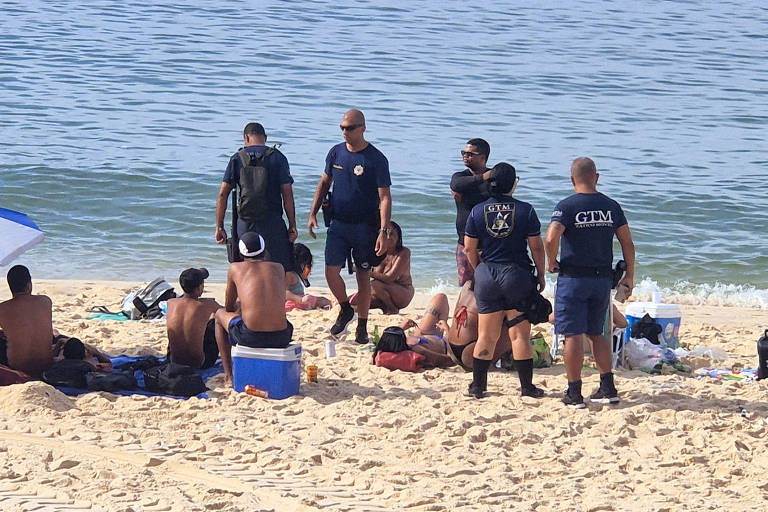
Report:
0,208,45,266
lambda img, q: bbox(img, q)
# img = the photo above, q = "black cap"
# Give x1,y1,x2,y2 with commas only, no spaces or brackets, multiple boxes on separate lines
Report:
179,267,209,293
239,231,266,257
489,162,517,197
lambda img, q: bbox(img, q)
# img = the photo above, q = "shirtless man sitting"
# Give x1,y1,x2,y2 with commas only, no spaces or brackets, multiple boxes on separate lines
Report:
401,279,511,369
214,232,293,387
0,265,55,378
166,268,222,369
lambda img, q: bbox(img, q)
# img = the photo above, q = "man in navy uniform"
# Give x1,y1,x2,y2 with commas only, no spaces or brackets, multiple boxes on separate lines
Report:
545,157,635,409
307,109,392,344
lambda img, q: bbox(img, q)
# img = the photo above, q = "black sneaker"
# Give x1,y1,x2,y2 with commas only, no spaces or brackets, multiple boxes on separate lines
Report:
467,382,486,399
562,390,586,409
354,329,370,345
589,386,620,404
329,307,355,336
520,385,545,398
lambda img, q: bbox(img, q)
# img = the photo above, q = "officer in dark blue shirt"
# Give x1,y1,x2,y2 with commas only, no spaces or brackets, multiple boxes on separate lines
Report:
545,157,635,409
215,122,297,272
464,163,546,399
307,109,392,344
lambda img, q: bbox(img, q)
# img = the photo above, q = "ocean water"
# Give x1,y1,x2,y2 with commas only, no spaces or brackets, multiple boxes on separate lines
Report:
1,1,767,308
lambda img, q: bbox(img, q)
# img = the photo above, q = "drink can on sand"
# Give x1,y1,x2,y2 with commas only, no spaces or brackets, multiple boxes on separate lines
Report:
306,364,318,382
244,385,269,398
325,338,336,358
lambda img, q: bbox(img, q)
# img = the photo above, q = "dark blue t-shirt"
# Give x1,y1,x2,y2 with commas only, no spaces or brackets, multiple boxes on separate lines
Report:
551,192,627,268
464,197,541,268
223,145,293,218
324,142,391,222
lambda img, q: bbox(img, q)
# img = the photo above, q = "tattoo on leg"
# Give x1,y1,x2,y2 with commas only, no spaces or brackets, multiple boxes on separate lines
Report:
425,306,440,317
478,349,490,357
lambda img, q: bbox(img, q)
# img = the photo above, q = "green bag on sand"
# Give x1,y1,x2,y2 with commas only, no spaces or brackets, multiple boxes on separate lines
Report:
531,334,553,368
499,334,552,370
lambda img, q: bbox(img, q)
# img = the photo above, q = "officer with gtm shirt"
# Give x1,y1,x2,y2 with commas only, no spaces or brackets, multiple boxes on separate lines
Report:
545,157,635,409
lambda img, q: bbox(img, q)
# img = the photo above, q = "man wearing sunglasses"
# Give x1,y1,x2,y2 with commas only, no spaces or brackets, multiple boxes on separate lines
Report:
450,138,493,287
307,109,392,344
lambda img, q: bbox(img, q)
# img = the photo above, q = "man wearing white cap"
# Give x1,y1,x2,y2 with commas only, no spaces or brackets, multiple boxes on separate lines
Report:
214,231,293,387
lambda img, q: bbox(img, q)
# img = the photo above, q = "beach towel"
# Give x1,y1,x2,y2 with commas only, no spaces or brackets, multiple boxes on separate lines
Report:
55,355,222,399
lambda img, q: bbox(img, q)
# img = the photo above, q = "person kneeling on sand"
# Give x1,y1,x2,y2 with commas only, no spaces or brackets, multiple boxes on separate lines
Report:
166,268,222,369
215,231,293,387
0,265,56,379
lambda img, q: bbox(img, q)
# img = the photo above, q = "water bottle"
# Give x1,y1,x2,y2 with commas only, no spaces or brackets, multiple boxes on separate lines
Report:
758,329,768,380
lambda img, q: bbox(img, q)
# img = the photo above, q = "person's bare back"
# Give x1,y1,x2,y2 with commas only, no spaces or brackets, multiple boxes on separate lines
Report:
0,293,54,378
166,296,221,367
228,260,287,331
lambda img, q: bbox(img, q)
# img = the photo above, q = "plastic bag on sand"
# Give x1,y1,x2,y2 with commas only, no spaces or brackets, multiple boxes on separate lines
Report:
626,338,664,370
688,346,730,360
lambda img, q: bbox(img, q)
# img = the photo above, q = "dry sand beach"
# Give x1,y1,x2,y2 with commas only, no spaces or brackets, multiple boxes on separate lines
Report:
1,279,767,512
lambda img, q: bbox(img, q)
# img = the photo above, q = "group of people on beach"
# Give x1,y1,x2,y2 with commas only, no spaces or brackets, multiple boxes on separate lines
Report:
0,108,636,408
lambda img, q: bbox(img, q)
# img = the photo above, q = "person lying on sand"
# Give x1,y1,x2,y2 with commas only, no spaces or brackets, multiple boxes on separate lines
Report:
285,243,331,311
53,336,112,370
166,268,222,369
0,265,56,379
401,280,511,370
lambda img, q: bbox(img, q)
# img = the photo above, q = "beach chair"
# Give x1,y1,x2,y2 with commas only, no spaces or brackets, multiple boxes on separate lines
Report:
549,288,624,369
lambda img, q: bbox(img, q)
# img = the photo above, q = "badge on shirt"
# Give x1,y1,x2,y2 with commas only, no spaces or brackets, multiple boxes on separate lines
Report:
485,203,515,238
353,164,364,176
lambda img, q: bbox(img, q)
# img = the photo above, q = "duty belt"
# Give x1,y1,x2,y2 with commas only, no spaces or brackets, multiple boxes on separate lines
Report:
558,265,613,278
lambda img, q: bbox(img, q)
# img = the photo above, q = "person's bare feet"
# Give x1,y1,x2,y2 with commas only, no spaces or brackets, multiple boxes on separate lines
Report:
223,375,233,388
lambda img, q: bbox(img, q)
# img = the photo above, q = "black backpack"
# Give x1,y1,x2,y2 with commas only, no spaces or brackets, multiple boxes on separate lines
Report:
42,359,95,388
86,370,137,392
237,146,277,222
143,362,207,397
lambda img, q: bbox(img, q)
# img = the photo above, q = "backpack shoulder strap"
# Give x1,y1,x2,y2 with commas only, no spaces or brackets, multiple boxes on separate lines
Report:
237,148,251,167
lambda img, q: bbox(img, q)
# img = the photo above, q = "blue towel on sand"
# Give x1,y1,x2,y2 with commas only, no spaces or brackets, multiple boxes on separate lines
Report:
56,355,223,399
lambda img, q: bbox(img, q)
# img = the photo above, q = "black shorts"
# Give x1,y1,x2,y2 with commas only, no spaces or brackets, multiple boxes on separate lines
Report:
474,261,535,314
200,318,219,369
237,216,296,273
228,318,293,349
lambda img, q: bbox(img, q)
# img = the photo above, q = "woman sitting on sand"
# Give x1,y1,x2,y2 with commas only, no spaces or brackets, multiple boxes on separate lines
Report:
353,221,414,314
285,243,332,311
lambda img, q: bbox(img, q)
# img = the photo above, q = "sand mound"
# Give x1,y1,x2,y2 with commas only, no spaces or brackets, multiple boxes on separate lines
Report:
0,381,76,414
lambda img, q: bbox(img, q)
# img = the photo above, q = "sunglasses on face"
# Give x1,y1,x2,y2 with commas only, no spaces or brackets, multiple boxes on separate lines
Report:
461,150,481,157
340,123,362,132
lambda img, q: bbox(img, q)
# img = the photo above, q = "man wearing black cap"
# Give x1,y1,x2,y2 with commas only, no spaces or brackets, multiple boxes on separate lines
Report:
214,231,293,387
166,268,222,369
215,122,297,272
463,163,546,399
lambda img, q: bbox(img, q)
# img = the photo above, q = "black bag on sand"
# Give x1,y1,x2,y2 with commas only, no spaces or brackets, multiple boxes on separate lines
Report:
505,290,553,328
757,329,768,381
631,313,663,345
86,370,137,392
42,359,95,388
143,363,207,397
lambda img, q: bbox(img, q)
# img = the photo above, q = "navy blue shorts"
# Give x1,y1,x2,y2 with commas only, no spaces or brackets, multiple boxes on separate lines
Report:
324,219,379,270
228,317,293,349
474,261,535,314
238,215,296,273
554,276,612,336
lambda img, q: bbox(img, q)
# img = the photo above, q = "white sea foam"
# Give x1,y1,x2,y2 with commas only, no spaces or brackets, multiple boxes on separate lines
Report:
424,276,768,310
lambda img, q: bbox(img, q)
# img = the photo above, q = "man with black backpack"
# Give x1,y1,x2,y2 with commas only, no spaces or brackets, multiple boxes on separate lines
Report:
215,122,298,272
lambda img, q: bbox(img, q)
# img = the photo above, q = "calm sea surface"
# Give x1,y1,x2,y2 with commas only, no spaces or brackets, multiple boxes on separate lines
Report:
2,1,767,306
